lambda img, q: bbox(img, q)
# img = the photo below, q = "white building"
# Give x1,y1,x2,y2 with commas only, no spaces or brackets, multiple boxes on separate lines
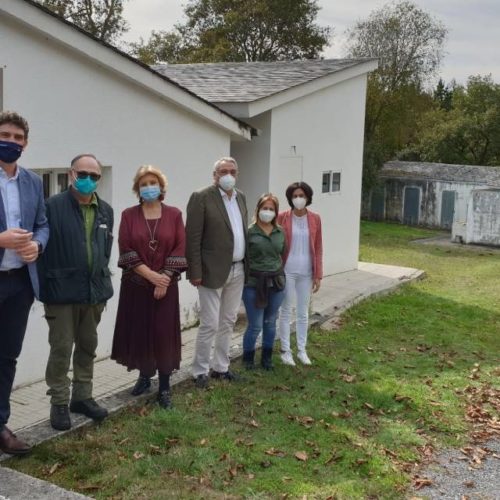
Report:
1,0,375,386
157,59,377,275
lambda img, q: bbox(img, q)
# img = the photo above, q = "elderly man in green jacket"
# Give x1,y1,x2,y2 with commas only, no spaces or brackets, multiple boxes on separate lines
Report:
38,154,113,431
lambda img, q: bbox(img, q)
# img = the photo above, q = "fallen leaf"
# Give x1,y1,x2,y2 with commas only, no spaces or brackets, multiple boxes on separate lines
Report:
118,437,129,446
265,448,286,457
463,481,475,488
200,438,208,446
363,402,375,411
341,374,356,383
260,460,271,468
228,467,237,478
149,444,161,455
133,451,145,460
294,451,308,461
249,419,260,428
48,463,61,475
413,476,432,490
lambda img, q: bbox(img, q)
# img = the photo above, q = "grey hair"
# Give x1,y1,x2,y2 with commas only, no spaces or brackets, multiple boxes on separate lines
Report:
213,157,238,172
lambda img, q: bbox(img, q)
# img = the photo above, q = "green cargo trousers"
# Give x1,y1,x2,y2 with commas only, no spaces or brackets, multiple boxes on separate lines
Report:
44,303,105,405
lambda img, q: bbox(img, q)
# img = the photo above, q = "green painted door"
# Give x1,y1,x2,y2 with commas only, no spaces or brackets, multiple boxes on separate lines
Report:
441,190,455,229
403,187,420,225
371,187,385,220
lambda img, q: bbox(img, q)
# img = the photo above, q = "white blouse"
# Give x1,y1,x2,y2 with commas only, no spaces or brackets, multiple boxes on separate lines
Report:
284,213,312,276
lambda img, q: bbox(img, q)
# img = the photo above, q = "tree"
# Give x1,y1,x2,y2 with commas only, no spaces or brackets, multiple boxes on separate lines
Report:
405,75,500,166
131,0,331,64
345,1,447,189
38,0,129,44
433,78,454,111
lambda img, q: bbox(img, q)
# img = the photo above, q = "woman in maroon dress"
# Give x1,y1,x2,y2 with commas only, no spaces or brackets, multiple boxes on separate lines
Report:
112,165,187,409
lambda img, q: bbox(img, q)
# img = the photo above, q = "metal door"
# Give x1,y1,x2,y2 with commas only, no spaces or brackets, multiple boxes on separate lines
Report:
370,187,385,220
403,187,420,225
441,190,456,229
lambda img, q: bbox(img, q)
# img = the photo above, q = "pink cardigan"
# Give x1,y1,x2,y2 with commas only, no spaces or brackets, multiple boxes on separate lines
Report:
277,209,323,280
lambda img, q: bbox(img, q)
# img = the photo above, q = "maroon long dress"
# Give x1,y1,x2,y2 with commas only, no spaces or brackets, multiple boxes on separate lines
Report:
111,204,187,376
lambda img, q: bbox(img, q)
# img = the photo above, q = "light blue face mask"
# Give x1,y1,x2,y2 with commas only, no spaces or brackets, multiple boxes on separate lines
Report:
140,185,161,202
74,175,98,195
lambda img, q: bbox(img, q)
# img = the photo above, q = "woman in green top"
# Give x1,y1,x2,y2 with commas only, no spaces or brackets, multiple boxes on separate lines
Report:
242,193,286,370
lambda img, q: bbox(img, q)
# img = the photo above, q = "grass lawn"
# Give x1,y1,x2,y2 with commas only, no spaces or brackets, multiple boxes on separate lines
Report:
6,222,500,499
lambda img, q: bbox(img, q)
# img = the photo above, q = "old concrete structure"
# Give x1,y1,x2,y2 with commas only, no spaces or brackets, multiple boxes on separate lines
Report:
363,162,500,245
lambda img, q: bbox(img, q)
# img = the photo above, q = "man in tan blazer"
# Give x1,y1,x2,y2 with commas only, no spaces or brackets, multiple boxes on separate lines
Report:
186,157,248,388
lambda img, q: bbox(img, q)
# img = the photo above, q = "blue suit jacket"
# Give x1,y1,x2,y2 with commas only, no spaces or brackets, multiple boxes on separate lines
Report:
0,166,49,298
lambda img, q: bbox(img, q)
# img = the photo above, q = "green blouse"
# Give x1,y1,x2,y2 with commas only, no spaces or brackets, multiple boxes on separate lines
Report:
246,223,285,287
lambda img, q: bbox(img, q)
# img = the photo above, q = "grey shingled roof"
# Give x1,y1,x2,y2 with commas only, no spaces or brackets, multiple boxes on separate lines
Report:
382,161,500,187
153,59,372,103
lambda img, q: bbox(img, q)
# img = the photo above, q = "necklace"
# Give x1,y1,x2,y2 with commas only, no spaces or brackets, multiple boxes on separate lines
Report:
144,210,161,252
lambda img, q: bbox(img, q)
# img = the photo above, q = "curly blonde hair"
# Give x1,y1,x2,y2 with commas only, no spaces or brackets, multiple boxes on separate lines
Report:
132,165,168,202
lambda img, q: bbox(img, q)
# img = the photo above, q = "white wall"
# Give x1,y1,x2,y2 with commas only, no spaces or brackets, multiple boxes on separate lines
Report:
268,75,368,275
231,113,272,211
1,18,232,387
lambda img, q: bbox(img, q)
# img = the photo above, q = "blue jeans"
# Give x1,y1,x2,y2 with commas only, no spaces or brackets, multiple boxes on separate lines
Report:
242,285,285,351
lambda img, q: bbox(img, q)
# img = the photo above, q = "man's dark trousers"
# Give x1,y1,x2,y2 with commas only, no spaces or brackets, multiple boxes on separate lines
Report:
0,267,34,429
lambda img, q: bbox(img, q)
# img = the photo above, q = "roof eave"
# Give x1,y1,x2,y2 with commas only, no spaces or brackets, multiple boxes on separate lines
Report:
214,59,378,118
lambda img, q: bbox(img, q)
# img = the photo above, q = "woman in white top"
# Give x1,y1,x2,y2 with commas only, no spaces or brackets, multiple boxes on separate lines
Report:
277,182,323,365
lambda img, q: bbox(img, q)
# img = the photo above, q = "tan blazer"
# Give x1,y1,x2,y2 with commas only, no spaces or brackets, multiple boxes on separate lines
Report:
186,184,248,289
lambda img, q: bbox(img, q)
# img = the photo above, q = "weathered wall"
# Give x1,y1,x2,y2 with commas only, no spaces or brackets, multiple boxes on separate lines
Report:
465,189,500,246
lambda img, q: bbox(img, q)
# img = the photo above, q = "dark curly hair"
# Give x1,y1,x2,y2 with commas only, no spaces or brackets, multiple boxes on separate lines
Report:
0,111,29,139
285,181,313,209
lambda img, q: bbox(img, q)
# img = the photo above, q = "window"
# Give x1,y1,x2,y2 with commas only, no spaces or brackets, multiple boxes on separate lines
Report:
322,172,331,193
322,171,341,193
32,166,111,200
33,168,70,199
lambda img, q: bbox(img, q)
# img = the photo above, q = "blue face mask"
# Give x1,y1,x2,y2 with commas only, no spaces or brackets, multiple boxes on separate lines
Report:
0,140,23,164
74,175,98,195
140,185,161,202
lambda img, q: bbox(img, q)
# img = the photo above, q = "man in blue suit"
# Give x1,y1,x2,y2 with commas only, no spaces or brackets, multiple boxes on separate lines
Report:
0,111,49,455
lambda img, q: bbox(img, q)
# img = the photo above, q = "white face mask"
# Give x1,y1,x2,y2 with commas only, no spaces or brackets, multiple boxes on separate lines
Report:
292,196,307,210
219,174,236,191
259,209,275,223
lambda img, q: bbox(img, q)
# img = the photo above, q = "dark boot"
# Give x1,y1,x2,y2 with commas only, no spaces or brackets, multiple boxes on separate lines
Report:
261,347,274,371
242,350,255,370
50,404,71,431
131,375,151,396
157,390,173,410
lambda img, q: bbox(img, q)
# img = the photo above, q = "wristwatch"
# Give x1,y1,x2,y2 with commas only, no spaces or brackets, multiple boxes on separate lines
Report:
36,241,43,255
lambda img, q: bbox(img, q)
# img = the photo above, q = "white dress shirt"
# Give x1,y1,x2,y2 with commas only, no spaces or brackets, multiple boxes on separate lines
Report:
219,187,245,262
0,166,24,270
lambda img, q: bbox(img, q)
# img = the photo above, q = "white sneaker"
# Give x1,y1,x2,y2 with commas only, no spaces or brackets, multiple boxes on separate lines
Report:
297,351,312,365
280,351,296,366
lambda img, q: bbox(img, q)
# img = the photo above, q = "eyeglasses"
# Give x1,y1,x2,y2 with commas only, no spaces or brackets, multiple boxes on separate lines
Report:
74,170,101,182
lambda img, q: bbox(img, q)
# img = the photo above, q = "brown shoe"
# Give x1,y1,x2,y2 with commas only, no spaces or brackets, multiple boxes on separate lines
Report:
0,426,32,456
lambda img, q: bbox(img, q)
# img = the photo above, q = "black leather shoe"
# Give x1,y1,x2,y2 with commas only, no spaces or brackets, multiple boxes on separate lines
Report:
50,404,71,431
131,376,151,396
194,374,209,389
157,390,173,409
70,398,108,421
210,370,241,381
0,427,31,456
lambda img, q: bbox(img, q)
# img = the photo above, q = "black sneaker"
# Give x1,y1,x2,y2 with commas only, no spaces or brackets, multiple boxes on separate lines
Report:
131,376,151,396
70,398,108,421
50,405,71,431
194,374,209,389
157,390,173,409
210,370,241,381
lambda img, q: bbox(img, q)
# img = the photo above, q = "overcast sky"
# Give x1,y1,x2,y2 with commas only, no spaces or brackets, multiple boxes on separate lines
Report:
122,0,500,86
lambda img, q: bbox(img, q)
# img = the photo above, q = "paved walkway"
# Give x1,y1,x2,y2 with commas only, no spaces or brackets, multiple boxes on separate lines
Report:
0,262,423,497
